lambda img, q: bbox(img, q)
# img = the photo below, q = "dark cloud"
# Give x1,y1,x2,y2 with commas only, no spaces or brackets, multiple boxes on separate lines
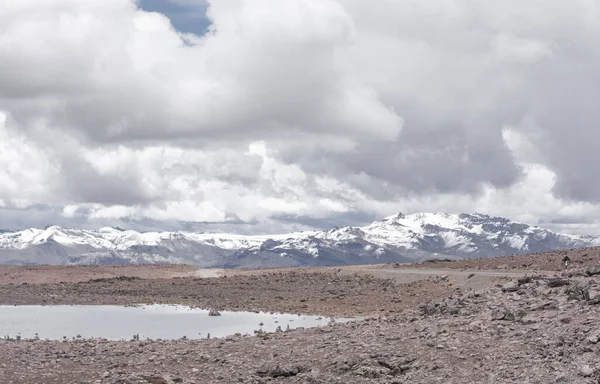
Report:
518,50,600,203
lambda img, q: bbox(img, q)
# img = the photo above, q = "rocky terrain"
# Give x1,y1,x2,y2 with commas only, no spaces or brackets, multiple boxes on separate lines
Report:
0,267,454,317
1,249,600,383
400,246,600,272
2,213,599,268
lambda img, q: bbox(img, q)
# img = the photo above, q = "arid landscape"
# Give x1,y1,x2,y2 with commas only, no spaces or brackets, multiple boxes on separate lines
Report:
4,0,600,382
1,248,599,383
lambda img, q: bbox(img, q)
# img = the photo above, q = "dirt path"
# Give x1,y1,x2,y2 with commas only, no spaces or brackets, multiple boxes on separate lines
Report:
191,268,224,278
352,268,540,278
338,267,556,290
352,267,548,279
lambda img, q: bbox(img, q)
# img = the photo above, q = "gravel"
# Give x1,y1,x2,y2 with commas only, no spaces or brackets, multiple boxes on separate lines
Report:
2,249,600,383
1,268,599,383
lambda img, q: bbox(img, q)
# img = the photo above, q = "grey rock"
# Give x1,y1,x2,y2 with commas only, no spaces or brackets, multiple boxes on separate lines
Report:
588,294,600,305
468,321,484,331
491,309,505,321
501,281,519,292
585,265,600,276
520,316,538,325
492,309,526,322
579,365,594,377
565,283,590,301
546,278,570,288
256,364,306,378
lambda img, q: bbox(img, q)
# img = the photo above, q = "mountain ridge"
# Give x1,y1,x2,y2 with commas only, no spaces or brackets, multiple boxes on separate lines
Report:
1,212,599,268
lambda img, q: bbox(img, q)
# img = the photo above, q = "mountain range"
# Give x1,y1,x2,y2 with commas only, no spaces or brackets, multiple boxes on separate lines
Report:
1,213,598,268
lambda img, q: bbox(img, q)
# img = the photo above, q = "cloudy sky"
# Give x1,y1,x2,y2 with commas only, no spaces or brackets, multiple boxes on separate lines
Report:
1,0,600,235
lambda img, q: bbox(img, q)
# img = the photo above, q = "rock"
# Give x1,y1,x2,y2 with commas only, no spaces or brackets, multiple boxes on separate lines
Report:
491,310,505,321
579,365,594,377
501,280,519,292
377,357,415,375
147,378,168,384
565,283,590,301
587,334,599,344
507,310,525,322
588,294,600,305
585,265,600,276
256,364,305,378
517,276,533,285
355,366,382,378
492,309,525,322
468,321,483,331
208,309,221,316
520,315,538,325
547,278,570,288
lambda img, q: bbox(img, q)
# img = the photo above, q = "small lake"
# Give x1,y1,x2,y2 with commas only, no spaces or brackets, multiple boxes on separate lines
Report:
0,305,341,341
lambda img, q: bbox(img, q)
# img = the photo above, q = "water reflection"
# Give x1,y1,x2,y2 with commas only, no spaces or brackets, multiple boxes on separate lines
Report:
0,305,343,341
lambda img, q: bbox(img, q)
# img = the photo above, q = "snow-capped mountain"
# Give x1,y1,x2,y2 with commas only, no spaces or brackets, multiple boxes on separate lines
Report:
1,213,599,268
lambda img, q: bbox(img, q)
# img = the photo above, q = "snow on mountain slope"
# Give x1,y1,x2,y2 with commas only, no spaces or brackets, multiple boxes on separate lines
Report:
1,213,599,267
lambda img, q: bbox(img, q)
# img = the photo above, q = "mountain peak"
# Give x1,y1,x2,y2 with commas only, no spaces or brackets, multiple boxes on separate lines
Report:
43,225,64,232
1,213,599,267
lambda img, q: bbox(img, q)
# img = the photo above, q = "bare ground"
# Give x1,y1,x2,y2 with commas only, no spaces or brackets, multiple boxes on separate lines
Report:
0,268,458,317
1,247,600,383
387,246,600,272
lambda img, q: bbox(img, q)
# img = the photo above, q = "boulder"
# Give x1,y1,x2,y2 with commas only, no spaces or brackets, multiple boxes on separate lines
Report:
579,365,594,377
501,280,519,292
492,309,526,322
547,278,570,288
585,265,600,276
565,283,590,301
588,295,600,305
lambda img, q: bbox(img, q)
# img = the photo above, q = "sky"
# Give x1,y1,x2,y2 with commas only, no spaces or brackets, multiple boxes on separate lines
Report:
1,0,600,235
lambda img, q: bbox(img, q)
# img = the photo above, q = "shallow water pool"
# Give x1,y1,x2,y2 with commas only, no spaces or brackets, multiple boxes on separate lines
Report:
0,305,341,340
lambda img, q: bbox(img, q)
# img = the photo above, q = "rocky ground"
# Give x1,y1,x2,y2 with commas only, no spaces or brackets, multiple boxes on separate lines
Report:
390,246,600,272
0,268,455,317
1,250,600,383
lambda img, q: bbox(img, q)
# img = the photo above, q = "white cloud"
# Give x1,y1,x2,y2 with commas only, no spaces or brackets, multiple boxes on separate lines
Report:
1,0,600,234
0,112,62,202
490,33,554,63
